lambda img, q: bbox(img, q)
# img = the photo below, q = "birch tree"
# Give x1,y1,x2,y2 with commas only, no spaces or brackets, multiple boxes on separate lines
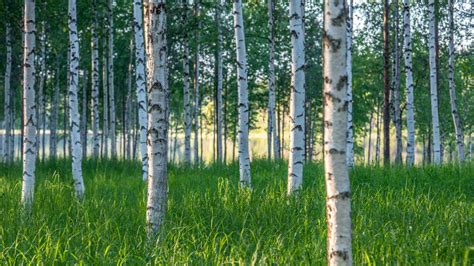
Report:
50,64,60,160
182,0,192,164
267,0,279,160
403,0,415,166
233,0,251,188
428,0,441,164
108,0,117,158
144,0,169,238
323,0,352,264
3,17,12,163
288,0,306,194
81,70,88,158
21,0,37,206
346,0,354,167
391,0,402,164
37,22,47,160
68,0,85,199
216,0,223,163
447,0,465,162
133,0,149,180
91,0,101,158
383,0,390,165
102,41,109,158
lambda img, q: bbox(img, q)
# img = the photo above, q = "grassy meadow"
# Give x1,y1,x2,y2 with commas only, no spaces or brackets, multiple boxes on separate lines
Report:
0,160,473,264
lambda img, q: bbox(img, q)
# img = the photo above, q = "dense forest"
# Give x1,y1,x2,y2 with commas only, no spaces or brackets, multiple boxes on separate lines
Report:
0,0,472,264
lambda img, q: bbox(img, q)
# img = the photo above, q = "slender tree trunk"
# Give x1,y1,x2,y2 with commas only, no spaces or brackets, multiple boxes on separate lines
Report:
144,0,169,239
81,70,88,159
223,73,228,164
383,0,391,165
3,18,12,163
447,0,465,162
233,0,251,187
125,41,133,160
375,98,381,163
21,0,37,206
107,0,116,158
68,0,85,199
403,0,415,166
182,0,192,164
362,123,368,165
102,41,109,159
267,0,279,160
91,0,101,158
37,21,46,160
468,130,472,160
216,0,223,163
50,64,60,160
133,0,149,179
346,0,354,167
282,105,286,158
193,0,201,164
288,0,306,194
392,0,402,164
323,0,352,264
428,0,441,164
367,111,373,164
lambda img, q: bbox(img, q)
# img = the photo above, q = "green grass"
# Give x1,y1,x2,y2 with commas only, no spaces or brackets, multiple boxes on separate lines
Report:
0,159,473,264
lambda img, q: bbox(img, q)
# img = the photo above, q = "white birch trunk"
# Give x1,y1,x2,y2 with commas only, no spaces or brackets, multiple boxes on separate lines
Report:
267,0,279,160
3,19,12,163
216,0,223,163
233,0,251,187
448,0,465,162
323,0,352,264
144,0,169,238
81,70,88,158
103,41,109,158
428,0,441,164
182,0,192,165
403,0,415,166
288,0,306,194
21,0,37,206
133,0,149,180
108,0,116,158
346,0,354,167
91,0,101,158
68,0,85,199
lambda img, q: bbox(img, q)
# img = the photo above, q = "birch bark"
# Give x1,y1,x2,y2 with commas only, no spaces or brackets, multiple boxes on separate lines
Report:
182,0,192,164
81,70,88,158
346,0,354,167
392,0,402,164
403,0,415,166
21,0,37,206
91,0,101,158
447,0,465,162
323,0,352,264
103,41,109,158
133,0,149,180
233,0,251,187
428,0,441,164
144,0,169,238
108,0,116,158
267,0,279,160
68,0,85,199
288,0,306,194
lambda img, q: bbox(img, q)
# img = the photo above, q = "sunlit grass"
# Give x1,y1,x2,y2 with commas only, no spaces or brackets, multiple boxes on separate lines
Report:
0,160,472,264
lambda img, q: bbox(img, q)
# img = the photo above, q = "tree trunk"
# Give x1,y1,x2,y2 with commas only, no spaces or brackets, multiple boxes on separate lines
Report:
447,0,465,162
182,0,192,165
288,0,306,194
428,0,441,164
403,0,415,166
81,70,88,159
216,0,223,163
50,63,60,160
234,0,251,187
367,111,373,164
267,0,279,160
133,0,149,179
323,0,352,264
21,0,37,206
102,41,109,159
392,0,402,164
37,21,47,161
346,0,354,167
375,98,381,162
383,0,391,165
68,0,85,199
193,0,201,164
107,0,116,158
144,0,169,239
3,18,12,163
91,0,101,158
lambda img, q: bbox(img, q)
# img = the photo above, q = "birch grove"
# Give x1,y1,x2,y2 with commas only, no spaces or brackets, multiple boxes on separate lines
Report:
68,0,85,199
447,0,465,162
144,0,169,238
323,0,352,264
133,0,149,180
428,0,442,164
233,0,251,188
21,0,37,206
288,0,306,194
403,0,415,166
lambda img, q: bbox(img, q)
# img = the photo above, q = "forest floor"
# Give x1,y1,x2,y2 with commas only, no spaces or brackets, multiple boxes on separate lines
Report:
0,160,473,264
